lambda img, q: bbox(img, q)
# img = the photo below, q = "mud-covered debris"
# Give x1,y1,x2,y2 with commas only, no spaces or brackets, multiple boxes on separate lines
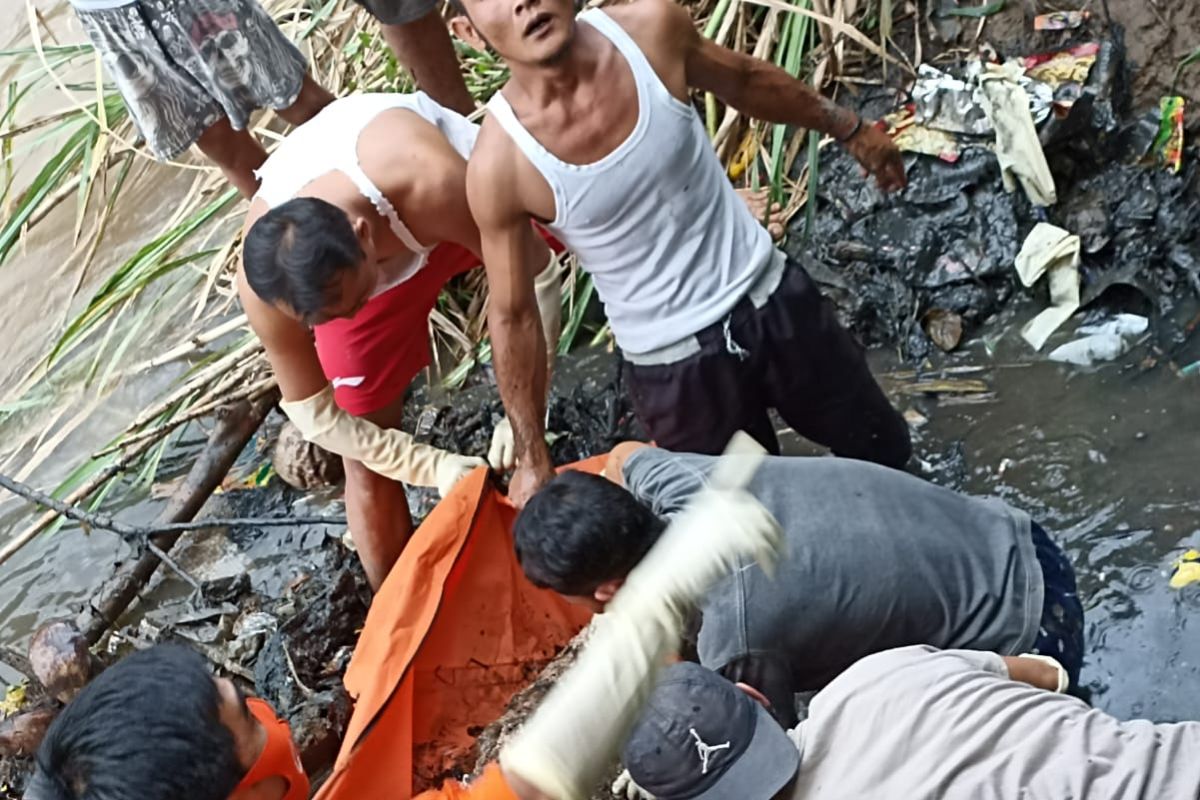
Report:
801,31,1197,360
28,622,92,705
799,145,1020,357
0,706,55,759
1034,11,1088,30
254,560,368,777
272,421,344,490
923,309,964,351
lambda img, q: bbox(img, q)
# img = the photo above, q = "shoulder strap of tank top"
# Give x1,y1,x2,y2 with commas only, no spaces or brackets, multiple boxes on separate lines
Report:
579,9,661,90
485,90,556,164
340,161,430,255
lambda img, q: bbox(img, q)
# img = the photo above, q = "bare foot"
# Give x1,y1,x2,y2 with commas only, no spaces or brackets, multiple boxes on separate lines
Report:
735,187,786,241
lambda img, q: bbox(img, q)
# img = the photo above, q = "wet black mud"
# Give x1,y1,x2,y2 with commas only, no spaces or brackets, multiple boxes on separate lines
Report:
802,33,1200,360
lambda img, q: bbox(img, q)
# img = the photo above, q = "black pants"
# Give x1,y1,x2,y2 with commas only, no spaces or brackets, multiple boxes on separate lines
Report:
623,259,912,468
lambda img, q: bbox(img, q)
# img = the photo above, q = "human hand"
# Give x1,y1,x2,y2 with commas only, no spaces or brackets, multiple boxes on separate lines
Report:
612,769,656,800
435,453,487,497
488,417,516,471
1012,653,1070,693
507,459,556,509
844,122,907,193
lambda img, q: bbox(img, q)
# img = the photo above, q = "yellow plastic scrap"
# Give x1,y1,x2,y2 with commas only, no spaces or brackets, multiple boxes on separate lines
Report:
0,682,27,718
1026,55,1096,86
727,128,757,181
1169,549,1200,589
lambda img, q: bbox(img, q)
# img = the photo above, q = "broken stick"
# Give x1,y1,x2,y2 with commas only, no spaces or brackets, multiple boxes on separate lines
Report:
76,392,279,646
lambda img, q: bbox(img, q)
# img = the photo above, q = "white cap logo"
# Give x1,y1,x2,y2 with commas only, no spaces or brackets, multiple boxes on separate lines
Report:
688,728,731,775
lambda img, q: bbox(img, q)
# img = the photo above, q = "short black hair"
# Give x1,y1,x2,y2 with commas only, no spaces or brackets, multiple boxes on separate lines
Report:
27,645,243,800
243,197,365,321
513,470,666,595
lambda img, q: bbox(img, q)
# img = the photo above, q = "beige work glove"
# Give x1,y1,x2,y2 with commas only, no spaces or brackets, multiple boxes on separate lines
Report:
501,433,782,800
280,385,485,497
534,250,563,365
487,417,516,472
488,252,562,473
612,770,656,800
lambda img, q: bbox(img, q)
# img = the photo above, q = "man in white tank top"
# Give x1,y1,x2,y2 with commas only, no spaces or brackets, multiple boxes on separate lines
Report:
237,93,562,590
453,0,912,507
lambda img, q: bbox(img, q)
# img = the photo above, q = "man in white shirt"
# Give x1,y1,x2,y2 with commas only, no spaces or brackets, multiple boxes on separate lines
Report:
624,648,1200,800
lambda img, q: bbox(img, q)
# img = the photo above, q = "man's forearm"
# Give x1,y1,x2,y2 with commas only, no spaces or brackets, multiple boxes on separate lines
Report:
490,306,552,468
720,58,858,139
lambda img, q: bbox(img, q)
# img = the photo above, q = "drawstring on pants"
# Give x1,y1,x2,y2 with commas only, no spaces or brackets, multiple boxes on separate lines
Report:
723,317,750,361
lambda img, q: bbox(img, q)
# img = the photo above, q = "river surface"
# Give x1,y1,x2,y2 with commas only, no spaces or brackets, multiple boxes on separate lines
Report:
1,0,1199,732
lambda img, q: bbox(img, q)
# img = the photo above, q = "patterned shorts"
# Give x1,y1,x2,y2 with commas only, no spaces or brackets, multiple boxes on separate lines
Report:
1029,522,1085,687
76,0,308,160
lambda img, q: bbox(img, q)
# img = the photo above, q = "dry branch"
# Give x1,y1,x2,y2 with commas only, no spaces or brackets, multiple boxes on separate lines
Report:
77,391,280,645
0,472,345,539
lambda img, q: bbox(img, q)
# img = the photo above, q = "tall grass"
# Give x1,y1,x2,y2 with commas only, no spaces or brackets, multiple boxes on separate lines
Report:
0,0,894,552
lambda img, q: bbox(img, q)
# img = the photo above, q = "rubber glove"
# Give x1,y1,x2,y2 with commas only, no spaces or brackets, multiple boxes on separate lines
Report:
487,417,516,472
501,433,782,800
612,770,656,800
534,251,563,364
280,385,484,497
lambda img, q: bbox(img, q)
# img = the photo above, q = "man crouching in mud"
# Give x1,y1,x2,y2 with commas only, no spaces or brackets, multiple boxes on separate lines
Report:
454,0,913,507
237,92,565,590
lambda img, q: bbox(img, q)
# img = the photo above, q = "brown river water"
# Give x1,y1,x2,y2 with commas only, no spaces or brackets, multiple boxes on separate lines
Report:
0,0,1198,733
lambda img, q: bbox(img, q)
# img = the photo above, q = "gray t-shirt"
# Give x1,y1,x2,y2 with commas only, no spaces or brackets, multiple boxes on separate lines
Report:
789,646,1200,799
622,449,1043,697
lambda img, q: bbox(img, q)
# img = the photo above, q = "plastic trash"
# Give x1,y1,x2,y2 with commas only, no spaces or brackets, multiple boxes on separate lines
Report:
979,62,1058,207
886,107,961,161
1024,43,1100,87
912,64,993,136
913,63,1053,136
1034,11,1089,30
1047,314,1149,366
1015,224,1081,350
1170,550,1200,589
1152,96,1185,174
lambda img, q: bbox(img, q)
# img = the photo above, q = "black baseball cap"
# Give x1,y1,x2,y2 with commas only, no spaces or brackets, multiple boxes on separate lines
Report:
623,662,800,800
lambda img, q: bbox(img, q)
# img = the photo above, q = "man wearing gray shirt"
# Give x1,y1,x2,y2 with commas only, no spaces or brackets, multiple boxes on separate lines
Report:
514,444,1084,725
623,649,1200,800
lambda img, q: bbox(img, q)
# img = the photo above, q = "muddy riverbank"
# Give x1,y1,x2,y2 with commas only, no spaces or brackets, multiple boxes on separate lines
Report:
1,1,1198,796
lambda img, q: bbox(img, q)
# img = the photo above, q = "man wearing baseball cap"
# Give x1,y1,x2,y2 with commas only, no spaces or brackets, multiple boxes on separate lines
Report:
515,442,1085,726
623,648,1200,800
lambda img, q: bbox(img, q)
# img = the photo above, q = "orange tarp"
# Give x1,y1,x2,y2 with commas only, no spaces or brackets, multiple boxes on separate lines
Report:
315,465,595,800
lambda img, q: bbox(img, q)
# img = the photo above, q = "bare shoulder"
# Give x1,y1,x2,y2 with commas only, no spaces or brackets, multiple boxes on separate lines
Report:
470,116,521,181
361,107,452,189
603,0,695,49
237,267,284,340
467,117,530,223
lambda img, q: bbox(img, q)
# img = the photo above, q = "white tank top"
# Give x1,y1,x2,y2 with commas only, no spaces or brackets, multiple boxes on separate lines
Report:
254,92,479,296
486,10,776,355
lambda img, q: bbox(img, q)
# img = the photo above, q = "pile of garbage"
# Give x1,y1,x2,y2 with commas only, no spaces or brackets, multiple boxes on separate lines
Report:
799,30,1199,361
